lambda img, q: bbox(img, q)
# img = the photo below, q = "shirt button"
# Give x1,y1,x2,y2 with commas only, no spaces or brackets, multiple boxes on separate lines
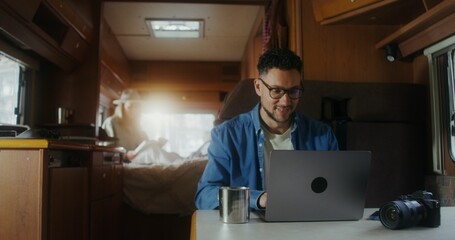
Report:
259,168,263,172
259,143,262,147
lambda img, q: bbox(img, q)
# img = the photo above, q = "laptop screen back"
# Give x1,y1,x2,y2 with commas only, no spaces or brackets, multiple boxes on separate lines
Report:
263,150,371,222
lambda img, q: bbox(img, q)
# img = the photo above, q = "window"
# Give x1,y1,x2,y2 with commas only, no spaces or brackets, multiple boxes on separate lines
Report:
0,53,23,124
425,35,455,173
0,38,37,136
141,113,214,157
447,50,455,160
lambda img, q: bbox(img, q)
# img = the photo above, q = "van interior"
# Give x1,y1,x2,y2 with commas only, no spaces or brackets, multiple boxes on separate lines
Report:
1,0,455,239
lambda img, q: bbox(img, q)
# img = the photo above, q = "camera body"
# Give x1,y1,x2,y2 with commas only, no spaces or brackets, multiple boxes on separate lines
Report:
379,190,441,230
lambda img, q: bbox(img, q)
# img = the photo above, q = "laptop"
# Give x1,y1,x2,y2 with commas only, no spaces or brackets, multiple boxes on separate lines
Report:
256,150,371,222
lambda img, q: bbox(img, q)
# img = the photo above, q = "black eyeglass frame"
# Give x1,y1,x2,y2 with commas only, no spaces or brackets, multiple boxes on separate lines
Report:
258,78,304,100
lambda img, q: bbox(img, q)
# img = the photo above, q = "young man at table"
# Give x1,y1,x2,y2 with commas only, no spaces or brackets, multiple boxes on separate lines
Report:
194,48,339,210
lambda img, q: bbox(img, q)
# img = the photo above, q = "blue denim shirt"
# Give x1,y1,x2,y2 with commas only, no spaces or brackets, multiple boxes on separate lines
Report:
194,103,339,210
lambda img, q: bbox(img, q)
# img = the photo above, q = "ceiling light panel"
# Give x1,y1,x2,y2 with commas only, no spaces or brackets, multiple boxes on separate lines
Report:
146,19,204,39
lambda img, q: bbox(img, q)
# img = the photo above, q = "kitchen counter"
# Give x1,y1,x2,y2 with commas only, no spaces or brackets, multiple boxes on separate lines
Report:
0,138,125,152
0,138,50,148
0,138,125,240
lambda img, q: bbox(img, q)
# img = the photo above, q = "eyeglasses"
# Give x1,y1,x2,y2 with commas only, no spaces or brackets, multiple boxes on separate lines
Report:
258,78,304,100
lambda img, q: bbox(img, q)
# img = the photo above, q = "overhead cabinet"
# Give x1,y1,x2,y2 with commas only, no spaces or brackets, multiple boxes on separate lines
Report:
1,0,41,21
0,0,94,70
61,27,89,62
312,0,381,22
46,0,94,42
312,0,427,25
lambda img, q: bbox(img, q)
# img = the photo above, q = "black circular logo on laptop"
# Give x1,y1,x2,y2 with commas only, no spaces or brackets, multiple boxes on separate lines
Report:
311,177,328,193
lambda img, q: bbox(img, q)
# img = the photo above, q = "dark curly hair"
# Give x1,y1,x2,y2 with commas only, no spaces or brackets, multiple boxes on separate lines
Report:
257,48,302,76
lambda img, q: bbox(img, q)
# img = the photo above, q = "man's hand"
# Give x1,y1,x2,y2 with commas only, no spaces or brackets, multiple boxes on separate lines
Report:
259,192,268,208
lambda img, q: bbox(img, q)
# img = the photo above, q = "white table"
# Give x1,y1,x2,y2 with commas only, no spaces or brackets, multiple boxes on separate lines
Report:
191,207,455,240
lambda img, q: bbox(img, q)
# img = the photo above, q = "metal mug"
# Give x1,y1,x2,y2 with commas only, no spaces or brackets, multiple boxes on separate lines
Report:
57,107,66,124
57,107,73,124
219,186,250,223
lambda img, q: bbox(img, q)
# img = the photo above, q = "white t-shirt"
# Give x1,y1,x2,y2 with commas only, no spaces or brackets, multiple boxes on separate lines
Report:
262,126,294,190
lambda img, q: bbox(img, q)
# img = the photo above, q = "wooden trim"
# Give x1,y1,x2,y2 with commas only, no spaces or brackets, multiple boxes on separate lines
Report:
318,0,398,25
422,0,444,11
399,11,455,57
0,38,40,70
285,0,304,55
131,81,237,92
41,149,48,240
375,0,455,49
103,0,265,5
100,60,129,88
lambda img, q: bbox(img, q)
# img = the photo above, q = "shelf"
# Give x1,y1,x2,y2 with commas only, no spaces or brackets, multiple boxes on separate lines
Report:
375,0,455,57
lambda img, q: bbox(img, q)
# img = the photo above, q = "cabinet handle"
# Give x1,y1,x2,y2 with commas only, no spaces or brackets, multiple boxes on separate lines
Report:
351,0,357,2
102,173,106,179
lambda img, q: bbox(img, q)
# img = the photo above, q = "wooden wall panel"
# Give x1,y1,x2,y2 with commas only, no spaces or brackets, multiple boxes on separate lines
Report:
240,36,263,79
129,61,240,84
100,17,130,99
128,61,240,112
34,43,100,126
301,0,414,83
240,5,263,80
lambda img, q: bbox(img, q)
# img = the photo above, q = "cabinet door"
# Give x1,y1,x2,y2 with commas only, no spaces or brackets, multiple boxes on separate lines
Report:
48,167,89,240
312,0,381,22
47,0,93,42
47,0,75,23
0,149,43,240
90,152,114,200
90,198,117,240
112,163,123,238
61,27,89,62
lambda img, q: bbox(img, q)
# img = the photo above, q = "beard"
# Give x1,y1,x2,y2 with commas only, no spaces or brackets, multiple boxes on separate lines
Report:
261,103,293,124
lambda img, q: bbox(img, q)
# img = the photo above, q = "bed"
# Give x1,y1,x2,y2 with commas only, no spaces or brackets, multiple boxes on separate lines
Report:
122,141,208,216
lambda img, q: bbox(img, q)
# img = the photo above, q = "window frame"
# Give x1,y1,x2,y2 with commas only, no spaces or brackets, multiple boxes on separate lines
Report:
425,35,455,174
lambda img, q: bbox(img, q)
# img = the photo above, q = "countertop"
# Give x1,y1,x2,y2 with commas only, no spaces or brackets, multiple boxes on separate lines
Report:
192,207,455,240
0,138,125,152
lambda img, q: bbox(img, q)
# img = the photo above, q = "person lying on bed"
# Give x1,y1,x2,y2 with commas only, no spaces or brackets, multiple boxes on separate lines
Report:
102,89,148,161
194,48,339,210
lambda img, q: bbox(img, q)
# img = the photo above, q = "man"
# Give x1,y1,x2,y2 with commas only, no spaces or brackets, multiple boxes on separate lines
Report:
195,48,338,210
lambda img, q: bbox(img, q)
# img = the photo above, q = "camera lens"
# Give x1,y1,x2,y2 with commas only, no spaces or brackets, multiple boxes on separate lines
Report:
379,200,425,229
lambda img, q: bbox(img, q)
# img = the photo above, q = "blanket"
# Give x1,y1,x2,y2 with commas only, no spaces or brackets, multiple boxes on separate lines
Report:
123,158,208,215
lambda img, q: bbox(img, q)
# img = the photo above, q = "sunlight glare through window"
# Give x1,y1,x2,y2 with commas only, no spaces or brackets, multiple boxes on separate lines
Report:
0,54,20,124
141,113,214,157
